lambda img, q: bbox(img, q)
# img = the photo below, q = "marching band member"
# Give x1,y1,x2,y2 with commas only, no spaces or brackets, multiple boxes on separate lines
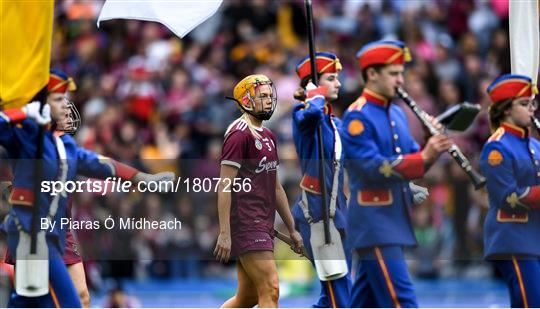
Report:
341,40,452,307
3,70,173,307
291,52,350,308
480,74,540,308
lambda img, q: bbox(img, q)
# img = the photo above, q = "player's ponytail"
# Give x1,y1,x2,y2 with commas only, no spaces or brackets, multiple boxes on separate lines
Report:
241,113,263,140
224,114,262,140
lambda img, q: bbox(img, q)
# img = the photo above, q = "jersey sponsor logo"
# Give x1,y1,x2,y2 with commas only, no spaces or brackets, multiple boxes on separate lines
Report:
255,139,262,150
255,156,278,173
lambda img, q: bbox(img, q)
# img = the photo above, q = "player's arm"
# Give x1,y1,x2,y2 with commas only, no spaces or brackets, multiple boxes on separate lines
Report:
342,111,451,184
275,174,303,254
0,102,51,151
292,86,328,134
213,164,238,263
75,147,174,187
481,141,540,211
214,130,246,263
0,101,50,127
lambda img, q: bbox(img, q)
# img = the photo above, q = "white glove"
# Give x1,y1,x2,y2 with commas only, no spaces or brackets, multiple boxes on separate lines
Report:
135,171,175,193
22,101,51,126
410,182,429,205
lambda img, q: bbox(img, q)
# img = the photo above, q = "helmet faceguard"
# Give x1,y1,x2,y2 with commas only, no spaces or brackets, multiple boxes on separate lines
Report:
56,99,81,135
229,74,277,121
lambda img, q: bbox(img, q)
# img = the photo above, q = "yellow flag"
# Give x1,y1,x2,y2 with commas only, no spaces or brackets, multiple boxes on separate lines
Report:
0,0,54,108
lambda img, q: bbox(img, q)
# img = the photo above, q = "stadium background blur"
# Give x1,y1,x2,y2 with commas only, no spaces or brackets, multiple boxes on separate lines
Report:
0,0,519,306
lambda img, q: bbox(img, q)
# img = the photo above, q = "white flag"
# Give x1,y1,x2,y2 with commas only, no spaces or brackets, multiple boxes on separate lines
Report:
509,0,539,83
97,0,223,38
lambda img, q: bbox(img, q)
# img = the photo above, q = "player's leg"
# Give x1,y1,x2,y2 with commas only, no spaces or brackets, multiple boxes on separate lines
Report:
221,260,258,308
494,257,540,307
297,220,330,307
298,220,351,308
64,229,89,307
349,256,377,307
321,228,351,308
320,275,350,308
67,262,90,308
42,257,82,307
8,289,38,308
361,246,417,308
6,235,81,307
10,257,82,308
239,250,279,308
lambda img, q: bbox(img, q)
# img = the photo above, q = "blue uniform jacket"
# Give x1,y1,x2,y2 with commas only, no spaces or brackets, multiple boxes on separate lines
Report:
341,89,425,249
291,94,347,230
480,123,540,258
0,111,137,256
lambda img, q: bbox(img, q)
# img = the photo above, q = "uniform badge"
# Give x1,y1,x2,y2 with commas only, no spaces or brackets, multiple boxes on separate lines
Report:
488,150,503,166
255,139,262,150
348,119,364,136
506,192,520,209
379,160,393,177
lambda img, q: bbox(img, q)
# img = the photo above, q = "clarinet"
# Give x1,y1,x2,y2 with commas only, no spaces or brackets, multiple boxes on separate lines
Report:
532,116,540,136
396,87,486,190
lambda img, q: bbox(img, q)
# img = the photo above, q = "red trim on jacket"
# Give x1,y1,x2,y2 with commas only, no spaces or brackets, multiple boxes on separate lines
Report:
9,187,34,206
112,160,138,180
300,175,321,194
3,108,26,123
520,185,540,209
393,152,425,180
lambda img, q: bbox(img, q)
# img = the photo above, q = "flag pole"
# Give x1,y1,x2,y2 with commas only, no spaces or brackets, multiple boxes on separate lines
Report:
30,87,48,254
304,0,331,245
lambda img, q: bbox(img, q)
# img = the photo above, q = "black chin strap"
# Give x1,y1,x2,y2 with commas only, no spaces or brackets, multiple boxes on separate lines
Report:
254,111,272,121
225,96,273,121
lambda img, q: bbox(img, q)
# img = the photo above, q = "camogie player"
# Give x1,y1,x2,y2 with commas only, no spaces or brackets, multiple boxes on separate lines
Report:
2,69,174,307
214,74,303,308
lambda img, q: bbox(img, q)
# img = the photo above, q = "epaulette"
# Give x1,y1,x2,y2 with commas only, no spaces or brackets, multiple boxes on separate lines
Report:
348,96,367,112
487,127,505,142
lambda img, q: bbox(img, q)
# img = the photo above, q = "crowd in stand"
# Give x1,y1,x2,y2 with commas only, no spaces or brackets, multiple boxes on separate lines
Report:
0,0,516,289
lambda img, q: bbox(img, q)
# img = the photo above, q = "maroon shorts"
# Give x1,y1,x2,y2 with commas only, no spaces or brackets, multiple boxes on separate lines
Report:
231,231,274,257
4,230,82,265
63,229,82,265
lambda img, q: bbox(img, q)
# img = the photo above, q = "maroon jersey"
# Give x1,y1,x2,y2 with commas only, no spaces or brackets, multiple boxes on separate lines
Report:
220,119,279,236
63,198,82,264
